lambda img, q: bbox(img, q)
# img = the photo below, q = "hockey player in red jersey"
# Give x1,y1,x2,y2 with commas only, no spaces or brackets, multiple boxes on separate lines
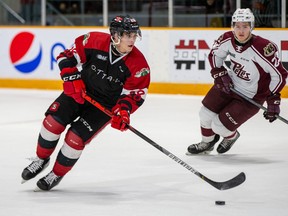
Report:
187,8,287,155
21,15,150,190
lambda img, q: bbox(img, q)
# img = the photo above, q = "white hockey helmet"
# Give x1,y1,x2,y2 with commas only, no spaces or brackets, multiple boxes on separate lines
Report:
232,8,255,29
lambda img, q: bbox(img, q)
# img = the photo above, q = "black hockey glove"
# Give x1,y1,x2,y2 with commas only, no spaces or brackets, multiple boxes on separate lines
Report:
211,66,233,94
263,93,281,123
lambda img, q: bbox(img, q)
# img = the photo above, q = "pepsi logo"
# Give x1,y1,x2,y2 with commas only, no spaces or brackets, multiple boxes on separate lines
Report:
10,32,42,73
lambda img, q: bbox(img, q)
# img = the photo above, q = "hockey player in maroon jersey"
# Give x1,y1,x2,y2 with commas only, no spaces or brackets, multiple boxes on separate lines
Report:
21,15,150,190
187,8,287,155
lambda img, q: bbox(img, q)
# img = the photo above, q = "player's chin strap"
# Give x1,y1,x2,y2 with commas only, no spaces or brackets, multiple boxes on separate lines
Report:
230,87,288,124
82,91,246,191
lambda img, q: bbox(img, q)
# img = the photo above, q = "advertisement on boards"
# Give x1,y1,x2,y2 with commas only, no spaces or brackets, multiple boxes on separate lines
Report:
170,29,216,83
0,27,287,84
1,28,106,79
169,29,288,83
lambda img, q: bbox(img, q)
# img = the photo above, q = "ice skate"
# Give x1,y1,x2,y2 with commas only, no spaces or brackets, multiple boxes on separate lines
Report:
186,134,220,155
35,171,63,191
21,157,50,183
217,131,240,154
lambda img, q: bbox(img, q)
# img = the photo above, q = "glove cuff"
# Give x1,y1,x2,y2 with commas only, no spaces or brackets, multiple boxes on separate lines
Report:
112,104,130,115
211,66,228,79
119,110,130,117
267,93,281,105
60,67,80,81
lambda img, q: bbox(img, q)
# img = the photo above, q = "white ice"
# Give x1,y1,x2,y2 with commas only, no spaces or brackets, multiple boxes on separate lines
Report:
0,88,288,216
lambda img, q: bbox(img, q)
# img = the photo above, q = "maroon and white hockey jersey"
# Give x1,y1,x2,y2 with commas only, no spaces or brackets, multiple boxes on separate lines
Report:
209,31,287,101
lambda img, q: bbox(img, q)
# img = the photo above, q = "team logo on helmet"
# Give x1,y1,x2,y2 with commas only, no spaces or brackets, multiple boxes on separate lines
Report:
114,16,123,22
10,32,42,73
129,18,137,23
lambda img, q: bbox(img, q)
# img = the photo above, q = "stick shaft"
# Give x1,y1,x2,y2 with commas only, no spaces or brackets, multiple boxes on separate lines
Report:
231,88,288,124
82,92,245,190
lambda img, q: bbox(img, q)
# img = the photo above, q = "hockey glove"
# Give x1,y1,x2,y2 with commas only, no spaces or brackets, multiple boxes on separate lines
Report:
60,67,85,104
111,104,130,131
211,66,233,94
263,93,281,123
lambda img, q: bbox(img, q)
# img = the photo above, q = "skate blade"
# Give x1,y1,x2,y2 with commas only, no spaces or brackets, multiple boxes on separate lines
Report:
21,179,27,184
34,186,44,192
185,150,213,156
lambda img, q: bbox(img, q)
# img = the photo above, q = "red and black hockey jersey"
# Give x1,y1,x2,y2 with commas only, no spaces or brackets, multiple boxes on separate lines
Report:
57,32,150,113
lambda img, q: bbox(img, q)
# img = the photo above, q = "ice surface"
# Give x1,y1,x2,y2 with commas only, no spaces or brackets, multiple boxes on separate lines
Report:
0,89,287,216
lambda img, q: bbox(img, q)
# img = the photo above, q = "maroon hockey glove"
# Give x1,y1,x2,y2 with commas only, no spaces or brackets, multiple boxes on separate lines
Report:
263,93,281,123
211,66,233,94
60,67,86,104
111,104,130,131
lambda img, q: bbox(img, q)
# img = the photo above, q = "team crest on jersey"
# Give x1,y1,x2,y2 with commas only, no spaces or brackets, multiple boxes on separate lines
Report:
83,33,90,46
235,45,242,52
263,43,275,57
135,68,150,78
230,59,250,81
49,102,60,112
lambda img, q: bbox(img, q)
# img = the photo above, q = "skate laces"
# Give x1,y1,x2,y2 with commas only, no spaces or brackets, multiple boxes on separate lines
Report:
220,139,232,149
195,142,210,150
27,157,45,173
221,132,239,149
43,172,60,185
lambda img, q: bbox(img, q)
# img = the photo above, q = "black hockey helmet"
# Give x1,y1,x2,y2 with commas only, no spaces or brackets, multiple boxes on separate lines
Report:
109,15,141,38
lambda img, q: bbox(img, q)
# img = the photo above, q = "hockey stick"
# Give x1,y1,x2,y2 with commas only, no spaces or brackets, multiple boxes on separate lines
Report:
231,88,288,124
82,92,246,190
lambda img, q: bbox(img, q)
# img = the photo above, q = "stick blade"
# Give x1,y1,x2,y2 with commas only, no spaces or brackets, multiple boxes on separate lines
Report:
213,172,246,190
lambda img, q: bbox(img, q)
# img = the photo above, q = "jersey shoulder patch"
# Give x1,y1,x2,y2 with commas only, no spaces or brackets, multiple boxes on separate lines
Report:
252,35,278,58
212,31,233,50
76,32,110,51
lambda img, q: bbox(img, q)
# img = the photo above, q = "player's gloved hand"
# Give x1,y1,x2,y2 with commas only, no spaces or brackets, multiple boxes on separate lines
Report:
211,66,233,94
111,104,130,131
263,93,281,123
60,67,86,104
